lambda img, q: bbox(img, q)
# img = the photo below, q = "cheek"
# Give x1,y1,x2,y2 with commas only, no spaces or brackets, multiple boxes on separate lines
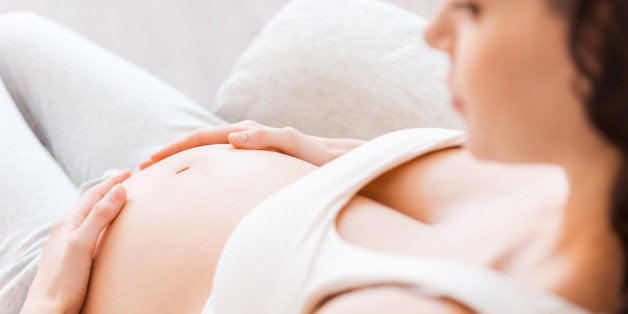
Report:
455,22,578,162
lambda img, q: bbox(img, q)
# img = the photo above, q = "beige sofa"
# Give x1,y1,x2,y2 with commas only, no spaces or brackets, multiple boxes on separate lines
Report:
0,0,462,140
0,0,439,109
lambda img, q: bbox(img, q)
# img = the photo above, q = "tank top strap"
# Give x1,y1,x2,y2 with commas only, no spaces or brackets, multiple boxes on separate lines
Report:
284,128,589,314
298,128,468,198
302,235,590,314
283,128,468,245
209,128,469,314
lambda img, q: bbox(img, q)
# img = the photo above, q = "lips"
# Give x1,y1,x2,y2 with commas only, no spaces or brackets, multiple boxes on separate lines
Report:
452,96,464,112
448,73,464,113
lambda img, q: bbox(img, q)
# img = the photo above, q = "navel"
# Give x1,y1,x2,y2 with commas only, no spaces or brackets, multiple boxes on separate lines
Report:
176,166,190,174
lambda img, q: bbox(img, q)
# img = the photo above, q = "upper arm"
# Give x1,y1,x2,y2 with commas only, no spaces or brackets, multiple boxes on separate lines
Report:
313,286,475,314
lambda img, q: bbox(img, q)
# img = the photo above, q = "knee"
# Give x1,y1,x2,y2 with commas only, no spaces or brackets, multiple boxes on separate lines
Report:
0,11,51,43
0,11,73,64
0,10,45,22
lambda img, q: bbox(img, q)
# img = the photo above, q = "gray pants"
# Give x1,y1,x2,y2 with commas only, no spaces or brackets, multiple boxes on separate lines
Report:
0,12,226,312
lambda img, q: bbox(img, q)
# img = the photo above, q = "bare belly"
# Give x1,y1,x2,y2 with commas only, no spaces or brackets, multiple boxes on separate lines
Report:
81,143,621,313
82,144,466,313
82,145,318,313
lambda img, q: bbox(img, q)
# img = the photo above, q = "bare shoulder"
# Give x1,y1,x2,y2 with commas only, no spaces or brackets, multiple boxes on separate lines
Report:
313,286,474,314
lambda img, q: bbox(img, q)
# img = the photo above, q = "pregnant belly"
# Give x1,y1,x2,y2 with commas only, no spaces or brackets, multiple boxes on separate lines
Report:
82,144,317,314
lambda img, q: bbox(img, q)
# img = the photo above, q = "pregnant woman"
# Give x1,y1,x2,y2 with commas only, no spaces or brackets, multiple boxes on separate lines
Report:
6,0,627,312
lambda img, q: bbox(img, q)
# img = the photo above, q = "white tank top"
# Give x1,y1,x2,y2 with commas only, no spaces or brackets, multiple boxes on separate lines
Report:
203,127,590,314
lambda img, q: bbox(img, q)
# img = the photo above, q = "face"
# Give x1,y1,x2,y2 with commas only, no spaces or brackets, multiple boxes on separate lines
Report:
424,0,599,164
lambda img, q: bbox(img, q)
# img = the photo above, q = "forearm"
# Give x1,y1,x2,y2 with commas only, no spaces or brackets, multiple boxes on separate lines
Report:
21,293,65,314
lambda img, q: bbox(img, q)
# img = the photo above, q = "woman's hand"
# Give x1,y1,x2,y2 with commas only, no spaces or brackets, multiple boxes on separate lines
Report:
21,169,132,314
139,120,365,169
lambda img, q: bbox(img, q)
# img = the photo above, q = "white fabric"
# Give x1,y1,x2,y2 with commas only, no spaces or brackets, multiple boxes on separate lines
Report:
213,0,466,140
205,128,589,314
0,12,226,313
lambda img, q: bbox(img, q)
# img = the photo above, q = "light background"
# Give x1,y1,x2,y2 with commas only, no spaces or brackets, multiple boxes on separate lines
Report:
0,0,441,110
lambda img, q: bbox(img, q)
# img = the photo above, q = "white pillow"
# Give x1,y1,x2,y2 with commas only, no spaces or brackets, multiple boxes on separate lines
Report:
212,0,466,140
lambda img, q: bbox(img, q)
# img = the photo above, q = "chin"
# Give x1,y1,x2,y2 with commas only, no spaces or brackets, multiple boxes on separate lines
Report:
465,139,494,162
463,131,516,164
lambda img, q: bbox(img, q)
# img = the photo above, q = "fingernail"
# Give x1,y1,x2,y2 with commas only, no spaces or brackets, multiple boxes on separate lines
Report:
117,169,129,176
109,184,125,201
230,132,248,144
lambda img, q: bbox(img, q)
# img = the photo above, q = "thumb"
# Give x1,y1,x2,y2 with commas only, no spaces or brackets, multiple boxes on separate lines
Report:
228,129,280,150
227,131,251,147
228,127,305,156
75,184,127,251
227,128,291,154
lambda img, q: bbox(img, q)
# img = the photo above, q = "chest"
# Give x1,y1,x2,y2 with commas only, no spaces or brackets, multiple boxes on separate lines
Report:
341,145,569,267
336,190,562,269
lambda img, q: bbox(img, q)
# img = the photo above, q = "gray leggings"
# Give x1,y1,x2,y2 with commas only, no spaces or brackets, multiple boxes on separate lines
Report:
0,12,226,312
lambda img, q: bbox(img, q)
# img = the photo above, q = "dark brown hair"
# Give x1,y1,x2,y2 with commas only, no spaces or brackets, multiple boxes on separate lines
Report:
549,0,628,312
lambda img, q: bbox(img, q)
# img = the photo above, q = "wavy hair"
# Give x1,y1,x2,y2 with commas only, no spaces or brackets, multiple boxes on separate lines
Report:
548,0,628,312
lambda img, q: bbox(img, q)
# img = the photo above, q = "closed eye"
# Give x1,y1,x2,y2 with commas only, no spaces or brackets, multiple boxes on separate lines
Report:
450,0,481,17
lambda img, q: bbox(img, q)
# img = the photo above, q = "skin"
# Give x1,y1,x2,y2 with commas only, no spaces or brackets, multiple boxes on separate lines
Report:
21,170,131,313
425,0,625,308
24,0,625,312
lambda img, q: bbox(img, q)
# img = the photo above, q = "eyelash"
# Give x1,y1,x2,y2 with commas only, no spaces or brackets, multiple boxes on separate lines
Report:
451,1,481,17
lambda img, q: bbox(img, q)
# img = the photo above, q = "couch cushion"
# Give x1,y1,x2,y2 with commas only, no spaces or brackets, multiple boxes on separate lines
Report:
212,0,466,140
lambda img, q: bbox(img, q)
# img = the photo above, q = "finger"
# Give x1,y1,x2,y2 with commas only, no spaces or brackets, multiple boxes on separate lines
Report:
228,127,303,155
71,169,131,221
148,121,262,163
229,127,335,166
148,128,230,163
74,184,127,251
138,159,153,170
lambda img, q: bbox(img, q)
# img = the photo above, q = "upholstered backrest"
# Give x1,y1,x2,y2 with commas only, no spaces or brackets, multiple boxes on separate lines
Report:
212,0,465,139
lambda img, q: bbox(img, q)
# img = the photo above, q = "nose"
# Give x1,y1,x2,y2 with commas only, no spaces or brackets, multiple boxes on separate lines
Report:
423,3,455,54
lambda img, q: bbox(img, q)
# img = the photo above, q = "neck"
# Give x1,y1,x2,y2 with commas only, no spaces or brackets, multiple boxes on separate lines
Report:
554,137,626,311
559,139,624,237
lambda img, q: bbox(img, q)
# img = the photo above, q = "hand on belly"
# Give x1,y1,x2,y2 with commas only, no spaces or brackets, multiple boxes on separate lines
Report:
82,144,316,314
